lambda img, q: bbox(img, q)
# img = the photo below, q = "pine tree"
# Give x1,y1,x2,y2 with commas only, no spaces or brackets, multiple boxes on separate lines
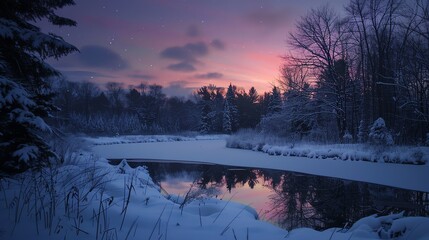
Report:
0,0,78,172
222,100,232,133
369,118,394,145
357,120,368,143
268,86,282,115
200,104,212,134
225,84,239,131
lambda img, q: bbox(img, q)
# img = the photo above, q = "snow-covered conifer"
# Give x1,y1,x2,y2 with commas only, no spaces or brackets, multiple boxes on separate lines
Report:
0,0,78,172
267,86,282,115
222,100,232,133
369,118,394,145
200,104,212,134
225,84,239,131
343,130,353,143
357,120,368,143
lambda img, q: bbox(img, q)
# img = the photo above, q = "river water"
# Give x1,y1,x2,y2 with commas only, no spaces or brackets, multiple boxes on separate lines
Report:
110,160,429,230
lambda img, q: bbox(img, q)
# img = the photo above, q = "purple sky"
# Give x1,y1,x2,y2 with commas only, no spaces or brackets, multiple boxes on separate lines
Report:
42,0,347,97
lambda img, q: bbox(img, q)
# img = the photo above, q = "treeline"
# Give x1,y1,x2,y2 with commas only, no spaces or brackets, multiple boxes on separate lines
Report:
261,0,429,144
52,80,272,135
53,0,429,144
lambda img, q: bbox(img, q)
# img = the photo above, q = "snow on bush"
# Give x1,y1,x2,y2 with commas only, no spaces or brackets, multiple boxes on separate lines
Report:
343,130,353,143
84,134,228,146
369,117,394,145
226,130,428,165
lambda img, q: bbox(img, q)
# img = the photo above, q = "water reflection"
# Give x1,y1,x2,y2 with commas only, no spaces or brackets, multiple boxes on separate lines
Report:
114,160,429,230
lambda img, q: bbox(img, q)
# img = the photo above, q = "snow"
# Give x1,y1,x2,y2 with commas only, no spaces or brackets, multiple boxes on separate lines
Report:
369,117,394,145
90,139,429,192
1,137,428,240
226,133,428,165
12,144,39,162
0,153,286,240
84,134,227,145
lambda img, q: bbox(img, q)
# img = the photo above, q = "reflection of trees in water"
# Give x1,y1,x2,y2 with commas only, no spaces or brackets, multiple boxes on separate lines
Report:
197,165,260,193
139,162,428,230
265,171,429,230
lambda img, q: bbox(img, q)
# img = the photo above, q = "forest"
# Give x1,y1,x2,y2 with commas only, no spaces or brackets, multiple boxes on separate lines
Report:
2,0,429,173
50,0,429,145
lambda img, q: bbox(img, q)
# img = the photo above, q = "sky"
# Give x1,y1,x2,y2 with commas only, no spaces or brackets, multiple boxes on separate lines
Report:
42,0,347,97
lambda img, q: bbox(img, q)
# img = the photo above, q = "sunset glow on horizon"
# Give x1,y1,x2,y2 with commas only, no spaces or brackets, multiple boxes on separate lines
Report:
42,0,346,97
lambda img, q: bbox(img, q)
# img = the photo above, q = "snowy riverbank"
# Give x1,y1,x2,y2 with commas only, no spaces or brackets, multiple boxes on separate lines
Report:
226,133,429,165
0,152,285,240
83,134,228,146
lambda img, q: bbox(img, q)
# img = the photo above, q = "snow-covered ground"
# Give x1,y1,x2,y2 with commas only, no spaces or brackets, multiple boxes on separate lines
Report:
1,136,428,240
83,134,228,145
90,139,429,193
226,133,429,165
0,154,285,240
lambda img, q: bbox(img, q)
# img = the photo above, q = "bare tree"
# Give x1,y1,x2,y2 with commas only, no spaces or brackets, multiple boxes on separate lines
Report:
289,5,352,140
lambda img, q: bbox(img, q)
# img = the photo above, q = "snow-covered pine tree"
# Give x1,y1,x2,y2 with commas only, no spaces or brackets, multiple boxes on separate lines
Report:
267,86,282,115
222,100,232,133
225,84,239,131
0,0,78,172
368,117,394,145
200,104,212,134
357,120,368,143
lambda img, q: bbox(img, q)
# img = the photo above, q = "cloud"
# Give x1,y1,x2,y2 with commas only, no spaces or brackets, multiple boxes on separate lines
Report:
162,81,195,98
161,42,210,72
128,74,156,80
160,42,208,62
210,39,226,50
186,25,201,38
167,62,196,72
246,8,291,28
195,72,223,79
56,45,129,70
78,45,129,70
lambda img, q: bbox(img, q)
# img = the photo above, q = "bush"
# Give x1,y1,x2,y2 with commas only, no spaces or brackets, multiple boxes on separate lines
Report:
369,118,393,145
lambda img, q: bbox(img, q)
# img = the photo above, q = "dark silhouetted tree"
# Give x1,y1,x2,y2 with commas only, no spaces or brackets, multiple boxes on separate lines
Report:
0,0,78,172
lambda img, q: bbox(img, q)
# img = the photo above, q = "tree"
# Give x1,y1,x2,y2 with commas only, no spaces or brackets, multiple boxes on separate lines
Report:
105,82,124,115
267,86,282,115
196,84,224,132
222,100,232,133
236,87,261,128
0,0,78,172
200,104,212,134
289,5,351,141
225,84,239,131
278,64,314,139
369,117,394,145
126,88,141,110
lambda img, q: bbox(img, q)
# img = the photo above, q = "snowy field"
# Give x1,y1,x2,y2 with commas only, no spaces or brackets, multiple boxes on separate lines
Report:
0,136,428,239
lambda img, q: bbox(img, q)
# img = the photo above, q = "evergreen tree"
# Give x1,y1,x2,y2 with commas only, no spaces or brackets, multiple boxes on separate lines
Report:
357,120,368,143
222,100,232,133
200,104,212,134
225,84,239,131
267,86,282,115
369,117,394,145
0,0,78,172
